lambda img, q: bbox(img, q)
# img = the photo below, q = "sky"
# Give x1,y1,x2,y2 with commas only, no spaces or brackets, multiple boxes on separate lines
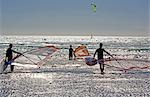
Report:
0,0,149,36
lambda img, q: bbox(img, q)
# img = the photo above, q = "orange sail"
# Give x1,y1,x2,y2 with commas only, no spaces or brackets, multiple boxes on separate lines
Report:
74,45,90,59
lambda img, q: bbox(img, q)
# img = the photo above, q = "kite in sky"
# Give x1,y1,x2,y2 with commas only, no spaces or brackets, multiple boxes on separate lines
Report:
91,3,96,12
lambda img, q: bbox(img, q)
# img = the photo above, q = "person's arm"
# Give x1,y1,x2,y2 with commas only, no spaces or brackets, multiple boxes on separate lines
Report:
104,49,120,64
93,49,97,58
104,49,113,58
12,50,22,55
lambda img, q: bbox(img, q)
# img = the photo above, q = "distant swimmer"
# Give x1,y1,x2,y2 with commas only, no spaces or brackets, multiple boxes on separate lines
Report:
3,44,22,72
94,43,113,74
69,45,74,60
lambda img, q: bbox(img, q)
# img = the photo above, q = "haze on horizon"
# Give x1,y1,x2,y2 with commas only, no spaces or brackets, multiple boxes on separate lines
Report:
0,0,149,36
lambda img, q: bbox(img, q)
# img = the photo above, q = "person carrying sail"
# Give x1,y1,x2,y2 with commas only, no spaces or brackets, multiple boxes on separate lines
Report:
3,43,22,72
94,43,113,74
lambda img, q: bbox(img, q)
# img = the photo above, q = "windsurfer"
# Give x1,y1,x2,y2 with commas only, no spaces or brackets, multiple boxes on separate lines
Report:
3,44,22,72
94,43,113,74
69,45,75,60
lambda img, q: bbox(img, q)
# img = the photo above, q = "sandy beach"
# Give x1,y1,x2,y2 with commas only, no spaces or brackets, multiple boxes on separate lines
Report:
0,58,150,97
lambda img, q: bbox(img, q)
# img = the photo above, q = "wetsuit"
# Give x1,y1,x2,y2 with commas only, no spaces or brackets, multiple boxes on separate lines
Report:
4,48,14,72
95,48,104,59
69,48,73,60
94,48,105,74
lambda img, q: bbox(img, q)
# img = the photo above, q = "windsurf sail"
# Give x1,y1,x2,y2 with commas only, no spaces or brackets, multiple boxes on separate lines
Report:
85,56,150,72
82,45,150,72
104,57,150,72
74,45,90,59
85,57,97,66
11,45,59,67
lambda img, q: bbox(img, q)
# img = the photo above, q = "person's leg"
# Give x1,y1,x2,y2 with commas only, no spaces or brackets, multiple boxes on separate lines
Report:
69,54,73,60
99,63,104,74
3,59,9,72
99,63,103,73
98,59,104,74
10,65,14,72
101,63,104,74
69,56,71,60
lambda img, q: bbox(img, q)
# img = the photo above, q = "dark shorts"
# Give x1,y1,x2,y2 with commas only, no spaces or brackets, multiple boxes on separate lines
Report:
69,53,73,57
98,59,104,64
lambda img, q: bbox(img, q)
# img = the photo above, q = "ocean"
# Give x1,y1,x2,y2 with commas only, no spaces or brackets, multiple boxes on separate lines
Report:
0,36,149,60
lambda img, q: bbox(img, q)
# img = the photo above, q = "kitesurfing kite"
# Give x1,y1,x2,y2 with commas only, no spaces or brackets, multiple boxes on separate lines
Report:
91,3,96,12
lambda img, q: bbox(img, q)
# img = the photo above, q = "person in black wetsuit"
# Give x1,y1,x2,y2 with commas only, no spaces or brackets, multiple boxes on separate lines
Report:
69,45,74,60
94,43,113,74
4,44,22,72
